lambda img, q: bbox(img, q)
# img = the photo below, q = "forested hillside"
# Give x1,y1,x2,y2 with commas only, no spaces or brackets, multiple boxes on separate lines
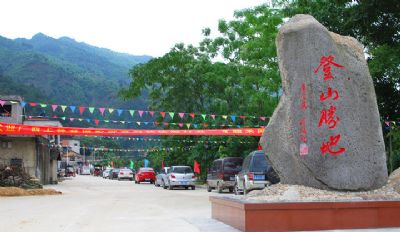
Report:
0,33,150,108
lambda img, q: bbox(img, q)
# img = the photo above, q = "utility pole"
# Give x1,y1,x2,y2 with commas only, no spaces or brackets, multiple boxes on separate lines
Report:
389,132,393,173
66,147,69,166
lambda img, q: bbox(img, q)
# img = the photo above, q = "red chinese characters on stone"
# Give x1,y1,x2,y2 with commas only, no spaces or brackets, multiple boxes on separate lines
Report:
314,55,344,81
320,86,339,102
299,118,307,143
314,54,346,157
300,83,307,110
320,134,346,156
318,105,340,129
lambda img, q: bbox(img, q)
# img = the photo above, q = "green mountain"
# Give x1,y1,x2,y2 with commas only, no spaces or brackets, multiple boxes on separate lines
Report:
0,33,150,110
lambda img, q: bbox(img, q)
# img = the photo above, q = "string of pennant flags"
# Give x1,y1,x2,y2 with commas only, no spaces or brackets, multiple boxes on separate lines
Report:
0,99,269,122
45,142,195,153
3,99,400,128
100,136,257,144
384,121,400,128
23,114,262,129
80,145,195,153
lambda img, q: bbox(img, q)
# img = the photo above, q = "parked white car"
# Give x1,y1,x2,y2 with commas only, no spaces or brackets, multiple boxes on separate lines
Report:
102,169,111,179
81,166,91,175
164,166,196,190
118,169,134,181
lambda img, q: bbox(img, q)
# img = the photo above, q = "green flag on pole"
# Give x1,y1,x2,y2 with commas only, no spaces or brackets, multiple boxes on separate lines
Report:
130,160,134,169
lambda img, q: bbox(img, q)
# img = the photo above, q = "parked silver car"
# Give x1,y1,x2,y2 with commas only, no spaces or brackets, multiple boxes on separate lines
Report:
164,166,196,190
155,167,170,187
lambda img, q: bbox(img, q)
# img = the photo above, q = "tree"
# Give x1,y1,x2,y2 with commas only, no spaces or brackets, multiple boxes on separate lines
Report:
200,4,283,116
120,4,283,176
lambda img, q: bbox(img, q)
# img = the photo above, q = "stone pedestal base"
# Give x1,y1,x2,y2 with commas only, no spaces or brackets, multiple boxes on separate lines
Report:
210,196,400,231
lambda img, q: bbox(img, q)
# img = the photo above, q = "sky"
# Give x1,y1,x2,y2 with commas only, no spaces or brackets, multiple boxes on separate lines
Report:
0,0,269,57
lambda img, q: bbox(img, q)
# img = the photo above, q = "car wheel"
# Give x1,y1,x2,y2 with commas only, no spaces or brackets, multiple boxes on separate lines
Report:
118,178,121,181
217,182,223,193
207,184,212,192
229,188,234,193
168,183,173,190
185,186,188,190
191,186,195,190
234,182,240,195
162,181,167,189
137,181,140,184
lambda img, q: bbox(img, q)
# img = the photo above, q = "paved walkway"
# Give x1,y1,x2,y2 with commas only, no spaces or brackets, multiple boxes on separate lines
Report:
0,175,239,232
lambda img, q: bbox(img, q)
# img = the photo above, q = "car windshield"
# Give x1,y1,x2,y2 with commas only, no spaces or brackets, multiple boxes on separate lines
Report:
120,169,131,172
173,167,192,174
251,153,269,172
223,159,242,172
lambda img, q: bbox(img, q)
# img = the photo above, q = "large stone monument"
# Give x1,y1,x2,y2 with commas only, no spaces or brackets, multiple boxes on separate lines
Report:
260,14,388,191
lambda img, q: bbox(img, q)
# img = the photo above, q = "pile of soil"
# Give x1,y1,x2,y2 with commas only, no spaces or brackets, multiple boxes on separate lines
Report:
0,166,42,189
0,187,61,197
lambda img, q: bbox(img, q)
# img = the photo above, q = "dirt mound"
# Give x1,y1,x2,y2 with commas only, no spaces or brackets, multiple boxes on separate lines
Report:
0,187,62,197
245,181,400,202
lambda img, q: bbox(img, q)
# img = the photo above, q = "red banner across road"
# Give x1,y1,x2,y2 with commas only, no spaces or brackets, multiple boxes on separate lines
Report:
0,122,264,137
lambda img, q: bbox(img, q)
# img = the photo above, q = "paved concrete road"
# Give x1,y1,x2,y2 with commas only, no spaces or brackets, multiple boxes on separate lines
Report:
0,175,239,232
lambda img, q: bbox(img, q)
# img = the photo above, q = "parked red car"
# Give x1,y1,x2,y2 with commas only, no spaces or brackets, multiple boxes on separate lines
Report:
135,167,156,184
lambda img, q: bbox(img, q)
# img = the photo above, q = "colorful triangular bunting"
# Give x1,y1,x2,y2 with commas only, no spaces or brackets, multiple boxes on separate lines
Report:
51,105,58,112
99,108,105,115
69,106,76,113
79,106,85,115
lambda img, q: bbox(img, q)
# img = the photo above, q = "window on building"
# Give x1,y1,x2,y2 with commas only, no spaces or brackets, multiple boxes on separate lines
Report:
1,141,12,149
0,104,12,117
10,158,22,168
